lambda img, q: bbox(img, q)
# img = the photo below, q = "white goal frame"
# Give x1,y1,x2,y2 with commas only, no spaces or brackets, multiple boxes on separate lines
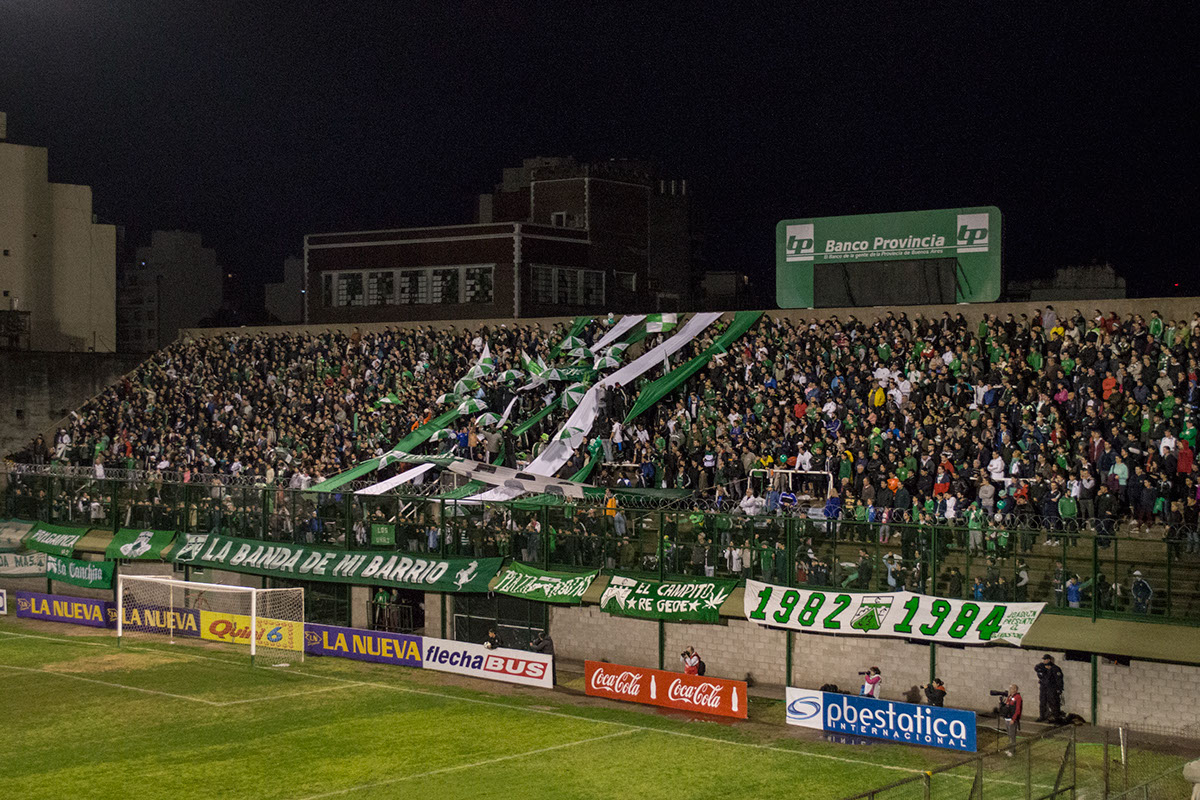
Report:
117,574,304,665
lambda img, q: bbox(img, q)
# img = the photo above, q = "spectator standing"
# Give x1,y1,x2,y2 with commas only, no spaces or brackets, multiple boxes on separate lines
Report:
1034,654,1064,723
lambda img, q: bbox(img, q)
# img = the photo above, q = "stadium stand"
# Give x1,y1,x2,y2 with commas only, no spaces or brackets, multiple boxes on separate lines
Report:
5,306,1200,620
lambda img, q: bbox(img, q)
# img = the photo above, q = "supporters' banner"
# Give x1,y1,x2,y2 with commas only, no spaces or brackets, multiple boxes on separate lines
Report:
0,520,35,552
423,636,553,688
14,591,113,628
45,555,114,589
786,687,977,752
106,528,178,561
0,551,47,577
599,574,736,623
198,609,304,652
369,523,395,547
170,533,501,593
645,313,678,333
492,563,598,604
304,623,422,667
23,523,88,557
585,660,747,719
744,580,1044,646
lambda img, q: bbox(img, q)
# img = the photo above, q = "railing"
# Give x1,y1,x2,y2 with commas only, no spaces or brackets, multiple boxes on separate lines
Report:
844,725,1078,800
846,725,1195,800
3,468,1199,624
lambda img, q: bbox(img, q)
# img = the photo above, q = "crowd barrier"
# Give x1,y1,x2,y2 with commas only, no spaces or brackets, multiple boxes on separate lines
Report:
5,469,1198,624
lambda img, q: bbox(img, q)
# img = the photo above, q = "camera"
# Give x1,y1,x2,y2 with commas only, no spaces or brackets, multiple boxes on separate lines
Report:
858,671,869,676
988,689,1008,697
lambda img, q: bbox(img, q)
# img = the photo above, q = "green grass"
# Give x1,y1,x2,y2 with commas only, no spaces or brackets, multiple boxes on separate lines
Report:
0,617,1188,800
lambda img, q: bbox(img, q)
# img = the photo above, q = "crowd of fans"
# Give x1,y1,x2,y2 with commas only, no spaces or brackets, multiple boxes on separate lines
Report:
11,305,1200,559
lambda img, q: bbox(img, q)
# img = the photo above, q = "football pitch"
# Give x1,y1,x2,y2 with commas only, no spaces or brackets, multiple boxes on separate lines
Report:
0,617,1188,800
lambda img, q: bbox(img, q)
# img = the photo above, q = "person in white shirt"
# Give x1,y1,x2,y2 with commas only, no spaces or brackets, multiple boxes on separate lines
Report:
860,666,883,698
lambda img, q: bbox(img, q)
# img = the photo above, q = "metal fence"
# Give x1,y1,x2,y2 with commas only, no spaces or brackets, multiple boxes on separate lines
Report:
3,467,1199,624
846,725,1195,800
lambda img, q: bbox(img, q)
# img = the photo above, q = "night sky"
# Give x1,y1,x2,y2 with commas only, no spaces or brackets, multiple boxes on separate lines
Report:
1,2,1194,309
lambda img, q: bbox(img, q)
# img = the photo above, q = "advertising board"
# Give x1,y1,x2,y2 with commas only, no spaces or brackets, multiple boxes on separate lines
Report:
785,687,976,752
584,660,747,719
422,637,553,689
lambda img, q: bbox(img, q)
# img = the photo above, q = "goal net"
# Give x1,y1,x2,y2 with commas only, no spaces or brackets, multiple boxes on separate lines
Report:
117,575,304,666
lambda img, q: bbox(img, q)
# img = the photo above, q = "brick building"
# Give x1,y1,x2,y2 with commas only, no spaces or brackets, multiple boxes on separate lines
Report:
303,157,696,324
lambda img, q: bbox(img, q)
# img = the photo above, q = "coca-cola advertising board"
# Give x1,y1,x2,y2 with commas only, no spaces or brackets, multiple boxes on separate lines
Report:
584,660,747,719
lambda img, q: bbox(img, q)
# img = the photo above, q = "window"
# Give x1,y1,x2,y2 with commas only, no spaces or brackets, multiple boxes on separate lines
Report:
531,265,605,307
336,273,364,306
397,269,426,305
367,271,394,305
323,265,494,308
464,266,494,303
616,272,637,292
431,268,460,304
550,211,568,227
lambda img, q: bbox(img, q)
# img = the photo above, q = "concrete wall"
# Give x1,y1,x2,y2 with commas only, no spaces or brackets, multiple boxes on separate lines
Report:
539,598,1200,735
0,351,145,458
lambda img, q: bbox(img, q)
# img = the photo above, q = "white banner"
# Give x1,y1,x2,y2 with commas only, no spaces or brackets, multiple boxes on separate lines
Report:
590,314,645,352
0,520,34,553
0,589,7,615
470,312,722,503
355,463,437,496
0,551,48,577
421,636,553,688
744,579,1044,646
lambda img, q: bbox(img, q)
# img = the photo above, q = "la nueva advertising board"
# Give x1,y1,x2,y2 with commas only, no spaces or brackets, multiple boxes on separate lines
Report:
786,687,977,752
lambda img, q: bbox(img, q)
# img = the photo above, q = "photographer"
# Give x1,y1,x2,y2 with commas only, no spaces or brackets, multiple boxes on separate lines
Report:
994,684,1022,756
1034,654,1064,723
922,678,946,707
859,666,882,698
530,631,556,686
680,645,701,676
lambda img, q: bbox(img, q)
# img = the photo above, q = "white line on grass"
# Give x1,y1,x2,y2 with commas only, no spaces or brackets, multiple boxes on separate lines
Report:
217,683,366,707
0,663,223,706
291,729,639,800
279,667,927,775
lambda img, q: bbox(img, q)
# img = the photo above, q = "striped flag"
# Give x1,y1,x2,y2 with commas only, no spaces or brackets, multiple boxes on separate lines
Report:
645,313,678,333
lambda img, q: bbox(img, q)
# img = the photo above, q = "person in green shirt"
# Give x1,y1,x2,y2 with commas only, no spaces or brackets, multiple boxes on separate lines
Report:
373,587,390,629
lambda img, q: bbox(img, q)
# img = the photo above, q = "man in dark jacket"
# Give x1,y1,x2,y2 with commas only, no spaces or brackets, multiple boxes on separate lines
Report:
1034,653,1064,722
923,678,947,707
531,631,556,685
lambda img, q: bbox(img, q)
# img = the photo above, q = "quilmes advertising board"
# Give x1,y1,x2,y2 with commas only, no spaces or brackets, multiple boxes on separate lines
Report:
776,207,1001,308
786,687,976,752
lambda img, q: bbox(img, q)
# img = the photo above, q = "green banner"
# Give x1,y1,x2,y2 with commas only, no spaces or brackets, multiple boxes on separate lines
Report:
106,528,178,561
599,574,736,623
170,533,500,593
23,523,88,557
370,523,395,547
776,206,1001,308
0,551,47,576
492,563,598,604
45,554,114,589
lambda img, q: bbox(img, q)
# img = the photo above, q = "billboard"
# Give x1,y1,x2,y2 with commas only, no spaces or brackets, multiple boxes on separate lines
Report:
786,687,976,752
423,638,554,689
584,660,747,719
776,207,1001,308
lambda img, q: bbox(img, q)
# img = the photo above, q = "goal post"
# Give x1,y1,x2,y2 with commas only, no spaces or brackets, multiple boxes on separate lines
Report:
117,575,305,666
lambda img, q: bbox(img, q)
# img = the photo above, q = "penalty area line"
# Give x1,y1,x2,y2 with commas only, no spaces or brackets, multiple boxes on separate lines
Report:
291,729,639,800
0,663,223,706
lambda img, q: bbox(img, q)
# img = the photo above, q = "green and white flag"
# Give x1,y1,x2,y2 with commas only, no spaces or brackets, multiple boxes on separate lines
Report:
105,528,178,561
493,563,598,604
46,554,114,589
170,533,501,593
23,523,88,558
374,392,401,408
0,551,47,577
645,313,678,333
599,573,736,623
